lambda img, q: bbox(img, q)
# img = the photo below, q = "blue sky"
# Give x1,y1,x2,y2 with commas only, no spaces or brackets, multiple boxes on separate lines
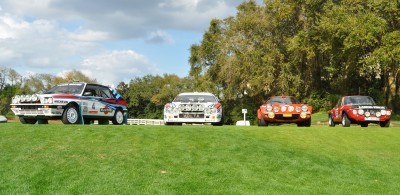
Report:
0,0,259,86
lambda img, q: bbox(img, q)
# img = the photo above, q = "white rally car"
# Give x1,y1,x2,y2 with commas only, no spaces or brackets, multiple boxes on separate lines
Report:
10,82,127,125
164,92,223,126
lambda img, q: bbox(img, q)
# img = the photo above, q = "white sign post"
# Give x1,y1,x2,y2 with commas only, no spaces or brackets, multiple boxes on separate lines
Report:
242,109,248,126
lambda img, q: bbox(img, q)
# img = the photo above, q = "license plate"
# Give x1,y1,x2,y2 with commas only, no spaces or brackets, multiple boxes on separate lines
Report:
365,117,379,121
283,113,292,117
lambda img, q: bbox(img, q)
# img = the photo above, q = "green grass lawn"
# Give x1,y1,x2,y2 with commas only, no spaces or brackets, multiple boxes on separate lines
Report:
1,123,399,194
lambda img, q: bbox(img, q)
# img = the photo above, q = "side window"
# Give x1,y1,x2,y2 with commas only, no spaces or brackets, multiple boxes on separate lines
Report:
99,87,114,99
83,85,98,97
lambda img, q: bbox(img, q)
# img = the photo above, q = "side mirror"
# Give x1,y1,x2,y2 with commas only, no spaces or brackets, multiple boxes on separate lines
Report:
84,91,93,96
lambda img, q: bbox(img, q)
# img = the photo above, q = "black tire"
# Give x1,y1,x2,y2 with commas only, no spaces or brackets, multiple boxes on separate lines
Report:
112,110,124,125
341,113,351,127
165,122,174,126
380,120,390,128
360,123,368,127
304,118,311,127
328,115,335,127
62,105,81,124
258,116,268,126
19,117,37,124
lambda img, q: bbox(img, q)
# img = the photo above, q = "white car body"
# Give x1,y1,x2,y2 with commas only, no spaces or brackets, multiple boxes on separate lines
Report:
164,92,223,125
0,115,7,123
10,83,127,125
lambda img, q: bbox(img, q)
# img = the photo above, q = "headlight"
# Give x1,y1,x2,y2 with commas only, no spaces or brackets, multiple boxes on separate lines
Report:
21,95,27,102
198,104,205,111
31,95,38,102
44,97,53,104
365,111,371,117
12,97,19,104
296,107,301,112
210,108,217,114
301,105,308,112
185,104,191,111
376,112,381,117
357,109,364,115
288,106,294,112
353,110,357,115
381,110,386,115
205,108,211,114
273,107,279,113
266,105,272,111
281,106,287,112
387,111,391,116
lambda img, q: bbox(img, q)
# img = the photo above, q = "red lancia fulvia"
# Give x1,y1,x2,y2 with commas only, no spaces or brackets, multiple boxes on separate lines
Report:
257,96,312,127
328,95,391,127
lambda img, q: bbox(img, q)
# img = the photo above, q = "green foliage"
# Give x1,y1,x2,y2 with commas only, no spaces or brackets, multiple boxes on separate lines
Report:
188,0,400,119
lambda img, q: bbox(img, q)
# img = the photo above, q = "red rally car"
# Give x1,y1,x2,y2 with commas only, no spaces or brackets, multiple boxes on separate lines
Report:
257,96,312,127
328,95,391,127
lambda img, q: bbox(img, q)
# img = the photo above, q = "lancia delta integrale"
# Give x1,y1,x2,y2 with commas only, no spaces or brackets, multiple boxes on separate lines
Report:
11,82,127,125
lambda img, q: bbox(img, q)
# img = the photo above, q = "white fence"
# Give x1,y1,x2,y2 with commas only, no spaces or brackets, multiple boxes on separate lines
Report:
126,119,165,125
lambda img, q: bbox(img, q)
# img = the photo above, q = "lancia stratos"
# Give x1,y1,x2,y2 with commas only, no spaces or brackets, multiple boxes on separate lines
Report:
257,96,312,127
10,82,127,125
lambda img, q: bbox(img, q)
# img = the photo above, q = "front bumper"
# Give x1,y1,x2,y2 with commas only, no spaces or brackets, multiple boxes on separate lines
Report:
11,104,65,118
164,113,222,123
262,112,311,123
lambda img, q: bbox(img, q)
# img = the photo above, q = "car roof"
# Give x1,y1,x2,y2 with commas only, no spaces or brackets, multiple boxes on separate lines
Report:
177,92,216,96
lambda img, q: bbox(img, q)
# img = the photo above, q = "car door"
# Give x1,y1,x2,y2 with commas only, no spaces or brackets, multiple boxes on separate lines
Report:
82,85,108,117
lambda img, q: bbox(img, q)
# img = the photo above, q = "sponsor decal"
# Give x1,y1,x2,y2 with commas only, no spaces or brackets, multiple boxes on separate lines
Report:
100,106,113,114
359,105,385,109
89,110,98,114
54,100,68,104
92,103,95,109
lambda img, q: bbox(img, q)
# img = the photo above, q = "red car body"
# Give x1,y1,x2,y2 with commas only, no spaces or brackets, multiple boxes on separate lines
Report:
257,96,312,127
328,95,391,127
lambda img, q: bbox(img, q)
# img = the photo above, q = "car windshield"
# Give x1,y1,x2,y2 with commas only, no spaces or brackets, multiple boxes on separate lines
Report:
343,96,376,106
267,96,299,104
44,84,85,95
173,94,217,103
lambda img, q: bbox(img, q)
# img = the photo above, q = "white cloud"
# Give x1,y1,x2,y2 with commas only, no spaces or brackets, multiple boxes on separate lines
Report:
146,30,174,44
81,50,159,85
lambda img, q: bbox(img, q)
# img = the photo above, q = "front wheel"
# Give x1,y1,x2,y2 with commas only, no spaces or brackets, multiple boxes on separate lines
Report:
328,115,335,127
341,113,351,127
62,106,81,124
19,117,37,124
112,110,124,125
258,116,268,126
380,120,390,128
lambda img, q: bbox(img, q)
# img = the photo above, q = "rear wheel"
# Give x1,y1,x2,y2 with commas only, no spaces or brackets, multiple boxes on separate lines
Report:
112,110,124,125
19,117,37,124
380,120,390,128
62,105,81,124
341,113,351,127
